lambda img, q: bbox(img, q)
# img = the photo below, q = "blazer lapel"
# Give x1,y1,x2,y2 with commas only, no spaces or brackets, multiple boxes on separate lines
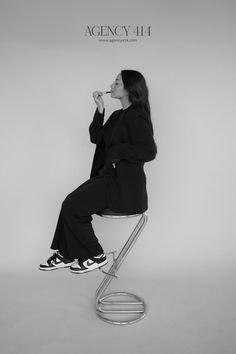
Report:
106,110,126,147
96,105,136,147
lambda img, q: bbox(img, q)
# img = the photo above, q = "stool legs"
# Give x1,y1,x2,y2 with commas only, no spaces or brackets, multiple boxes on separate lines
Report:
95,212,148,325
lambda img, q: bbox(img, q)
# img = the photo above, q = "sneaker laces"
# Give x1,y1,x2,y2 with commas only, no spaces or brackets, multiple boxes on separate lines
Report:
47,251,62,265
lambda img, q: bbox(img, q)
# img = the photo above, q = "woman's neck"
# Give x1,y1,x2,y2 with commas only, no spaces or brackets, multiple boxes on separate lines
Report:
120,96,132,110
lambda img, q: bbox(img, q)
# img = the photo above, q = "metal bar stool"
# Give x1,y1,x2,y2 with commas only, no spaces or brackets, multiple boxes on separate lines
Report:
95,208,148,325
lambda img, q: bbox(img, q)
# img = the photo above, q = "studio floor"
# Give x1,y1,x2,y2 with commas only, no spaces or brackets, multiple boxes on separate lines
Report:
0,265,234,354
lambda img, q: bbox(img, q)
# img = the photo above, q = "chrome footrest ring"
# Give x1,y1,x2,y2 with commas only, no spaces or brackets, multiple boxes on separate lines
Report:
95,291,146,325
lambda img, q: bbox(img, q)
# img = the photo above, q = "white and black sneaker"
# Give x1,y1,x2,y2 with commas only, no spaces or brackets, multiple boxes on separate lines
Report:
39,250,76,271
69,253,108,274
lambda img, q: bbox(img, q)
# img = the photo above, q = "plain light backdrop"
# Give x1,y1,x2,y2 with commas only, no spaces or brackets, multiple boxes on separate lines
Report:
0,0,235,277
1,2,236,354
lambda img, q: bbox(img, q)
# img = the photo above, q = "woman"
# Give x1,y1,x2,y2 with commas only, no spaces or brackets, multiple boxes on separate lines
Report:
39,69,157,274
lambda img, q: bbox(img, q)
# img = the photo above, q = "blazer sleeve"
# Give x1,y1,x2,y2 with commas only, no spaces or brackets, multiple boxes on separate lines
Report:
106,112,158,164
89,107,105,144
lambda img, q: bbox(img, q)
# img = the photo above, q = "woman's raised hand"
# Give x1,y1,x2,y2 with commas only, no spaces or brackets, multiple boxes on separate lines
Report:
92,91,105,113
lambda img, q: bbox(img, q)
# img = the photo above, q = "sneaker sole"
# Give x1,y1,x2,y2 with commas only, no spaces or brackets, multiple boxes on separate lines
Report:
69,259,108,274
39,262,75,271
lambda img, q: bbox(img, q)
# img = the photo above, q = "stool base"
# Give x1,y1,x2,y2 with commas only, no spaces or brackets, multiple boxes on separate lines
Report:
95,291,146,325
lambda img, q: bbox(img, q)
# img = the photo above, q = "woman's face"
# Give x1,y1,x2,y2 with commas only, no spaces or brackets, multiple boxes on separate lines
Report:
110,73,128,99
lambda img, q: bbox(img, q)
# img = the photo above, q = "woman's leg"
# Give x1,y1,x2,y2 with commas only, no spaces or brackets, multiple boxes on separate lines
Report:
50,175,109,261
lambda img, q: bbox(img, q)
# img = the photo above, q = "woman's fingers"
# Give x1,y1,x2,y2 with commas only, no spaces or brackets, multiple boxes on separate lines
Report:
93,92,103,102
92,91,105,111
92,91,108,98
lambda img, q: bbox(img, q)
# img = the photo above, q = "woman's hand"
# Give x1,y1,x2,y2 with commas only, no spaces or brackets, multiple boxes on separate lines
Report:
92,91,105,114
106,145,122,164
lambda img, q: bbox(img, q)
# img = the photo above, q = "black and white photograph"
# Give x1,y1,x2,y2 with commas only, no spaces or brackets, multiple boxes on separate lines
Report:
0,0,235,353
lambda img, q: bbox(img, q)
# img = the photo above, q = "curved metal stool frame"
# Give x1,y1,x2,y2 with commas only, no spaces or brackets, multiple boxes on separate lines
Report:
95,208,148,325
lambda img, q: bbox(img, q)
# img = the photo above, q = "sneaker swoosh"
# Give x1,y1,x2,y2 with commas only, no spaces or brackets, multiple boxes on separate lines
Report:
51,258,62,265
85,260,95,267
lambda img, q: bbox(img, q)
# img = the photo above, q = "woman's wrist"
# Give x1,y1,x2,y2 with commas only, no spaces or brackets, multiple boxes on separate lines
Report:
97,106,104,114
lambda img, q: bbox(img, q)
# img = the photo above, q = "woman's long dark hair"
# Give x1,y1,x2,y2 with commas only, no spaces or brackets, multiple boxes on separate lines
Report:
121,69,155,135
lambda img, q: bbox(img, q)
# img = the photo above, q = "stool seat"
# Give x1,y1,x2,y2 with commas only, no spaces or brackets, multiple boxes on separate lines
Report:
98,208,142,218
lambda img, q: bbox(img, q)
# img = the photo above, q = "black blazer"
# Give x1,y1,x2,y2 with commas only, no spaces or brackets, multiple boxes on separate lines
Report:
89,104,157,214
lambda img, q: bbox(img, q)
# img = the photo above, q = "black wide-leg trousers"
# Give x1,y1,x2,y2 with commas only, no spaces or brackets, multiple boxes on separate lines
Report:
50,175,110,261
